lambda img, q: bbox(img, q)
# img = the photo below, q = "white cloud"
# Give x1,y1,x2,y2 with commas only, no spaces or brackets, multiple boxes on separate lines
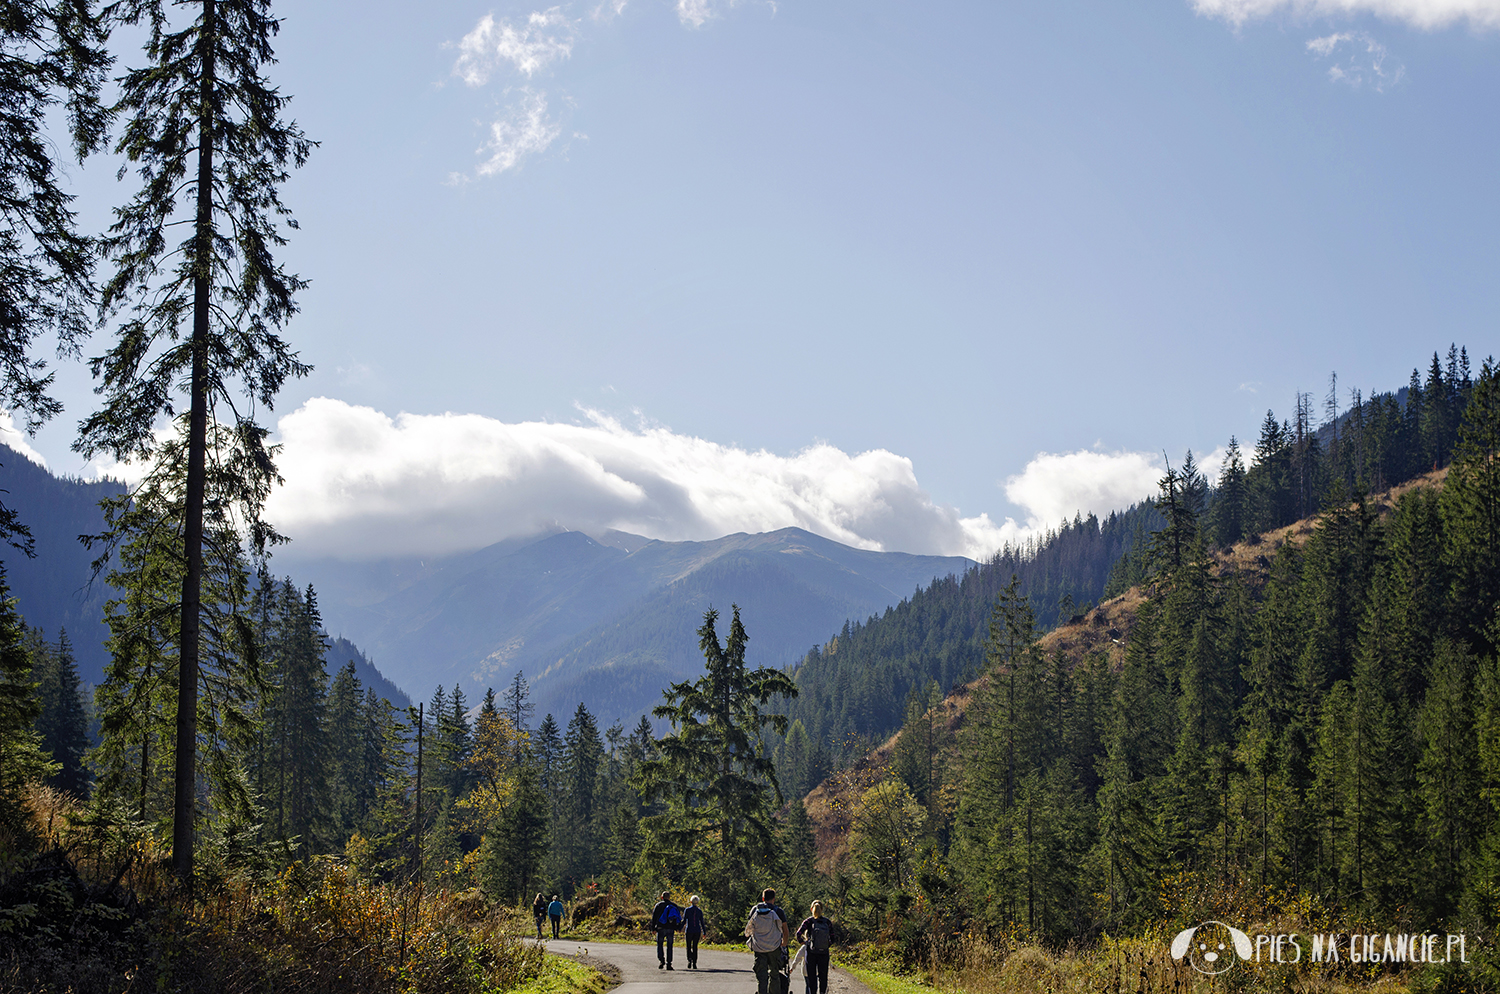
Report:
592,0,629,21
1190,0,1500,29
1307,30,1349,51
475,90,563,176
262,400,1181,563
1001,451,1161,536
452,8,576,87
264,399,1019,560
1306,30,1406,88
676,0,757,28
447,1,769,178
677,0,716,27
1195,445,1231,485
0,414,47,470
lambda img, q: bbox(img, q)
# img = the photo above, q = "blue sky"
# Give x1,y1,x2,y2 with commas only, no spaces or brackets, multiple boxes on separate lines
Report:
11,0,1500,559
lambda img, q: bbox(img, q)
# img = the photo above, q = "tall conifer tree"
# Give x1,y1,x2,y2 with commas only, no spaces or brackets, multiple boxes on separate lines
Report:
635,606,797,912
75,0,312,879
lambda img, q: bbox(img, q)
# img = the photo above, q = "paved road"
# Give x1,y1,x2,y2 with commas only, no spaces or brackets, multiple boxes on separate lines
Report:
538,938,873,994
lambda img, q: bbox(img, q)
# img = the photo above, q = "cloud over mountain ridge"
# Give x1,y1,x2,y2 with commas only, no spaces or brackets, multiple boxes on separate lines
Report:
264,398,1166,562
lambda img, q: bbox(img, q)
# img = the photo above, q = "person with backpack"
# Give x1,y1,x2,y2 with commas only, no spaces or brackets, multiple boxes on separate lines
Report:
744,888,791,994
683,894,707,969
531,893,548,940
547,895,565,939
794,900,834,994
651,890,682,969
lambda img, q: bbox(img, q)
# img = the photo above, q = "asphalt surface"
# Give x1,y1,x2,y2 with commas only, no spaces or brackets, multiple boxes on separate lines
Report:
537,938,874,994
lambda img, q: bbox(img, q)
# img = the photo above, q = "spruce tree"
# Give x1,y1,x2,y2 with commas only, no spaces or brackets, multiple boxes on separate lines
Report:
0,569,50,829
634,605,797,914
1149,458,1198,577
92,440,258,834
1442,357,1500,656
481,759,548,902
259,580,329,854
326,659,364,839
1423,352,1452,469
1417,639,1482,917
601,799,641,881
533,710,562,841
557,702,604,886
441,684,473,797
75,0,313,879
501,669,534,734
34,627,89,796
1247,410,1293,533
1210,436,1247,548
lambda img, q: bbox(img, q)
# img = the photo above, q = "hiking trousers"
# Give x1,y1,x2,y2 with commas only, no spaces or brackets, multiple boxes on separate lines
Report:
754,949,782,994
657,928,675,965
805,950,830,994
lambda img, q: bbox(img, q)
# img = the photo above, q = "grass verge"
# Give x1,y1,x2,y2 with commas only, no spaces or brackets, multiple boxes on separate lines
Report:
843,965,934,994
510,954,614,994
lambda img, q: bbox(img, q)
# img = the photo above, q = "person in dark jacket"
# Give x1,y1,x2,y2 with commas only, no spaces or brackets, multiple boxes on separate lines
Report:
651,890,680,969
531,893,548,939
794,900,833,994
683,894,707,969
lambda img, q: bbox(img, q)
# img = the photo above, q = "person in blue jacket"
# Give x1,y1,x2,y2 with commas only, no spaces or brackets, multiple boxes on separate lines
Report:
547,895,565,939
651,890,681,969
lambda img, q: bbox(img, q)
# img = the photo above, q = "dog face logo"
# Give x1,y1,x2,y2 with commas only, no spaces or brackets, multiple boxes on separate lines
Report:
1170,921,1253,975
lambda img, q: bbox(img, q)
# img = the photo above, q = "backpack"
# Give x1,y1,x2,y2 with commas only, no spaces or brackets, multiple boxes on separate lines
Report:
661,903,682,928
747,904,783,953
809,918,832,952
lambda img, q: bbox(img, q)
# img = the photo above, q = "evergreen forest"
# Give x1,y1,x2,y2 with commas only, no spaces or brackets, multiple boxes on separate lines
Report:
5,345,1497,994
820,348,1500,958
0,1,1495,989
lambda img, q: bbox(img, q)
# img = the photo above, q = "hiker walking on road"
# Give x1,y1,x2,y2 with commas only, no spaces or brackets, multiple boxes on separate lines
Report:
683,894,707,969
795,900,834,994
745,888,791,994
547,895,564,939
531,893,547,939
651,890,683,969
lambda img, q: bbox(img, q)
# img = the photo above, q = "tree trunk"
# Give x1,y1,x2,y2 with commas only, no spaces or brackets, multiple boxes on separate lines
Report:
173,0,215,883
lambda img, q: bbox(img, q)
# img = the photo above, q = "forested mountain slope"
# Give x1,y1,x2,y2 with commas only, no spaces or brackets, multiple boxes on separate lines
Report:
802,464,1451,873
0,448,404,704
776,501,1164,771
795,351,1497,944
0,451,124,684
778,345,1484,775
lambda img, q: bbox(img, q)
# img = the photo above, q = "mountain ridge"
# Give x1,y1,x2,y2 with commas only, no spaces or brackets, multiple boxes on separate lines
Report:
283,525,977,723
